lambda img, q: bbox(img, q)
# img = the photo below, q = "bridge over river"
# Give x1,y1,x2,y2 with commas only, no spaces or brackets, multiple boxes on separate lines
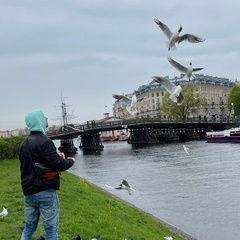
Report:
47,118,238,154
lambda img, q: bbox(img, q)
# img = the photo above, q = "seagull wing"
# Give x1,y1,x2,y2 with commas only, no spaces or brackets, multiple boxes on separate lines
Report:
168,57,188,73
105,184,123,190
105,184,117,189
178,34,205,44
112,94,132,104
137,96,145,102
192,67,204,72
112,94,122,100
152,76,177,94
154,19,173,39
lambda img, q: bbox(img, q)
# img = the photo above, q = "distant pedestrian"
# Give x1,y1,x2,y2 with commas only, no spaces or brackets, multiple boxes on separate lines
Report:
19,109,75,240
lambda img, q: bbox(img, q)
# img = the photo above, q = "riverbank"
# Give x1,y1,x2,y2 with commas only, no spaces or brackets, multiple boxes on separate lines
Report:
0,159,195,240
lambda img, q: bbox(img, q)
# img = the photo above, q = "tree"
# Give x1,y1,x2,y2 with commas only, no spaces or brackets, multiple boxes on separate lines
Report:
227,85,240,116
161,83,205,120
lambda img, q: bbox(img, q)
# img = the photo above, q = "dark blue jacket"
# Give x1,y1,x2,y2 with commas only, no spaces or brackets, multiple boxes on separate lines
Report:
19,132,74,195
19,109,74,195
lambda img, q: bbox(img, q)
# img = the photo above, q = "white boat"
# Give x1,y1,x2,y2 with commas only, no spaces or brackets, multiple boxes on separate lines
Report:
206,127,240,143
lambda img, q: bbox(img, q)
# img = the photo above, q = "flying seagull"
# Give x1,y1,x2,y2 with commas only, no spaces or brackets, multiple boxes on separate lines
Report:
91,234,101,240
112,93,145,116
151,76,184,105
183,145,189,155
168,57,204,80
72,234,82,240
105,179,135,195
0,206,8,219
154,19,205,51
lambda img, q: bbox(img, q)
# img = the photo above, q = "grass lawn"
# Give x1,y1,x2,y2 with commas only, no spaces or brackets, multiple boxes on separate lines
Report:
0,159,191,240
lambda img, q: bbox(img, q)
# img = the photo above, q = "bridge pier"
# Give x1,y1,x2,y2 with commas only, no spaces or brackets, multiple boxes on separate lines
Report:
128,127,159,145
79,132,104,151
58,137,77,155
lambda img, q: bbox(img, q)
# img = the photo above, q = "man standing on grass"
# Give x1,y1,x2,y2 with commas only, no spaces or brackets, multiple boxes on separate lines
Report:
19,109,75,240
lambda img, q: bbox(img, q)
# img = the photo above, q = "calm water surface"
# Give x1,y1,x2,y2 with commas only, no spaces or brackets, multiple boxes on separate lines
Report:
54,139,240,240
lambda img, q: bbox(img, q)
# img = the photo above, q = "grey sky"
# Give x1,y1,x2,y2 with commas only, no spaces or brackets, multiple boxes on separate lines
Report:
0,0,239,130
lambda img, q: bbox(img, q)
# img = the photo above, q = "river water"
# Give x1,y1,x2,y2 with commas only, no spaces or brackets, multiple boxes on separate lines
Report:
54,139,240,240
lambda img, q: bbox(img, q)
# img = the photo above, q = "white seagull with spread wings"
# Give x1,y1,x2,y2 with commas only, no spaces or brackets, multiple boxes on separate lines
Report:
168,57,204,80
105,179,135,195
154,19,205,51
183,145,189,155
112,93,144,115
151,76,184,105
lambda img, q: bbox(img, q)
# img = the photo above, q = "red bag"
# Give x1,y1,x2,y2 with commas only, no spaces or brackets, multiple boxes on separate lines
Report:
42,171,58,180
34,163,58,180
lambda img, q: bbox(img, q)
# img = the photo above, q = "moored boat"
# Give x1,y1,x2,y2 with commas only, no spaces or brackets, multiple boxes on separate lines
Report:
206,127,240,143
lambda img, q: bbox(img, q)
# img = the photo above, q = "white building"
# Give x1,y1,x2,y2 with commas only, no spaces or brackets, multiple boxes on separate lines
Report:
112,74,236,120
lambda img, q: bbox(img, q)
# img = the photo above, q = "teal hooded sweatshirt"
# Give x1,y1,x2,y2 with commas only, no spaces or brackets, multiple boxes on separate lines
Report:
25,109,47,134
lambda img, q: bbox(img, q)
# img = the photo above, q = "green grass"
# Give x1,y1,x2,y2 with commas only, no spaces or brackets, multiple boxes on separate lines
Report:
0,159,190,240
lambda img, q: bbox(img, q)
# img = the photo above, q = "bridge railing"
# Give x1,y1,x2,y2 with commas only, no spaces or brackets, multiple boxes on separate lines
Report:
47,117,239,138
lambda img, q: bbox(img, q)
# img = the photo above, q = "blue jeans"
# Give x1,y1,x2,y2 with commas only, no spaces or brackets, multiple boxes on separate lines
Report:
21,189,59,240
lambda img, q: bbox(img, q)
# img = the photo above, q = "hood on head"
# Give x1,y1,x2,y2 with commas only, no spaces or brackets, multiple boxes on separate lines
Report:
25,109,46,134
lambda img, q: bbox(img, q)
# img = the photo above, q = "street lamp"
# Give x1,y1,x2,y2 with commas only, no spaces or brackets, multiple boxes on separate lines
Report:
231,103,235,122
219,97,224,122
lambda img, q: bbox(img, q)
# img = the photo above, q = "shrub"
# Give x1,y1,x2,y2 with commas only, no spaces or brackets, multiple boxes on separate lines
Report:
0,136,26,160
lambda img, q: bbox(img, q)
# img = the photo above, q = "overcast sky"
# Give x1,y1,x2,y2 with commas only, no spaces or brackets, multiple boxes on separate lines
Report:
0,0,239,130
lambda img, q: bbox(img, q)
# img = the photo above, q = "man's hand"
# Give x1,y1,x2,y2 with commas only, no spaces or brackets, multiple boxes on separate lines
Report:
58,152,65,159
